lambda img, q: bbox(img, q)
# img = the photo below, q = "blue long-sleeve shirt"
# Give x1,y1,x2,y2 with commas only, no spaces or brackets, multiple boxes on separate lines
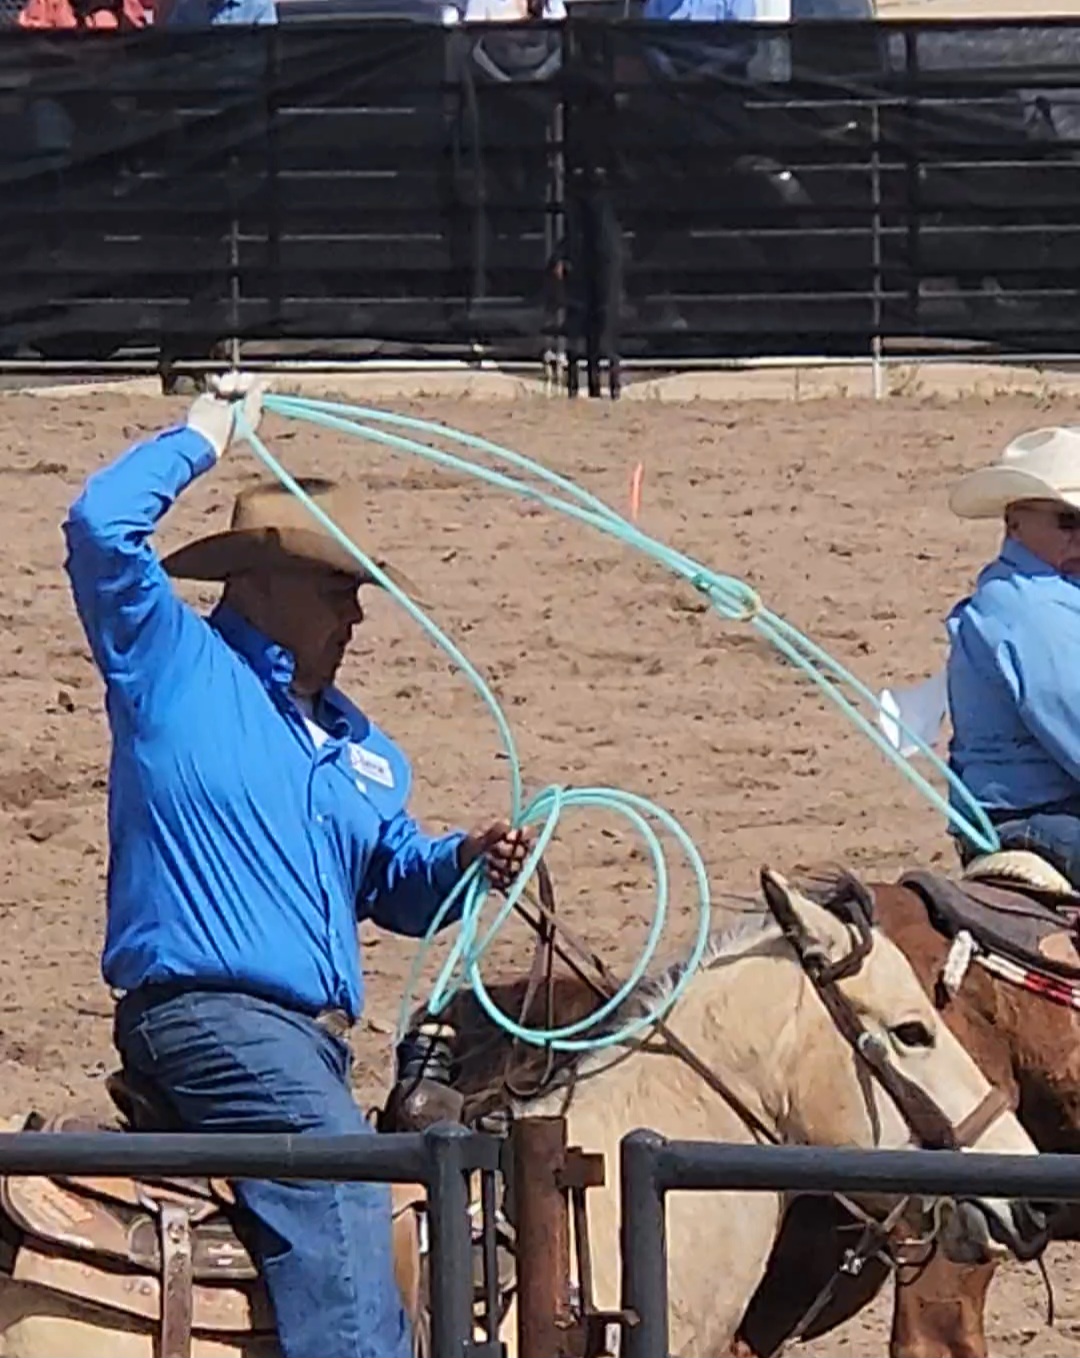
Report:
947,537,1080,816
62,424,467,1021
642,0,753,19
161,0,276,24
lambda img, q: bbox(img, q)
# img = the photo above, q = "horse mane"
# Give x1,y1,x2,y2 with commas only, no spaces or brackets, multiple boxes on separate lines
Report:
412,867,880,1118
423,908,778,1116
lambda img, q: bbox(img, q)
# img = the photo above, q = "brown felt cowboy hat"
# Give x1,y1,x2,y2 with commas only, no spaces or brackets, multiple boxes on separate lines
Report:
162,476,418,595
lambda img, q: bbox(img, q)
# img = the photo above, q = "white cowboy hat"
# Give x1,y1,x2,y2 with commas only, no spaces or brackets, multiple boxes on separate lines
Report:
950,426,1080,519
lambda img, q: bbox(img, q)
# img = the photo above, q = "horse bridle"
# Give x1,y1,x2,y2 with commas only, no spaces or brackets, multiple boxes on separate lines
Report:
760,866,1012,1154
503,863,1010,1155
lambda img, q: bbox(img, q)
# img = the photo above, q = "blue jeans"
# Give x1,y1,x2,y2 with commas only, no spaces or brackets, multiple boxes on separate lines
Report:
114,988,411,1358
956,797,1080,889
992,810,1080,889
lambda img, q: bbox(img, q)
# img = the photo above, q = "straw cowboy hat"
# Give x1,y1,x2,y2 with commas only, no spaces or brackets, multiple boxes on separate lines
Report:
950,426,1080,519
163,476,411,591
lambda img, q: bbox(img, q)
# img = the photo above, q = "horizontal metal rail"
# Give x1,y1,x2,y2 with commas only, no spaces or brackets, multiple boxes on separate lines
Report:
619,1132,1080,1358
630,1134,1080,1198
0,1122,497,1177
0,1121,500,1358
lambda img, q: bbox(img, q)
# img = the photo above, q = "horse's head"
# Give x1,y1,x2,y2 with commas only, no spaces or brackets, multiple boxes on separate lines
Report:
760,866,1053,1266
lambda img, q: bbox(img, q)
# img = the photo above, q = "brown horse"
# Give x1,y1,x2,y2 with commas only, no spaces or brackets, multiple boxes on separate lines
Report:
731,858,1080,1358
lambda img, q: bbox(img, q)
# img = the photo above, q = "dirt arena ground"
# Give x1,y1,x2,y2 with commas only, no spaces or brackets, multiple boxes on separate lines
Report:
1,381,1079,1353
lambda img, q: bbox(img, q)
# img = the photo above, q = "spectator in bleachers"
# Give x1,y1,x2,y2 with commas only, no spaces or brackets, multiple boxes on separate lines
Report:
17,0,149,26
636,0,759,83
457,0,564,19
643,0,752,20
155,0,276,24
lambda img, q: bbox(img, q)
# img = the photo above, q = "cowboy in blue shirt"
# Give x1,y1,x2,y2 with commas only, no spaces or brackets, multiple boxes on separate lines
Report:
946,426,1080,885
158,0,276,25
62,373,530,1358
641,0,757,80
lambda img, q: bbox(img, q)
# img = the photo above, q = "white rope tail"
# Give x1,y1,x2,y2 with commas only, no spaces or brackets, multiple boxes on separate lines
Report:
942,929,976,999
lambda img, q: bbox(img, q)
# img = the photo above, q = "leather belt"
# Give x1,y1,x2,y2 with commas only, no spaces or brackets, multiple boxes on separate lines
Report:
114,983,355,1038
313,1008,353,1040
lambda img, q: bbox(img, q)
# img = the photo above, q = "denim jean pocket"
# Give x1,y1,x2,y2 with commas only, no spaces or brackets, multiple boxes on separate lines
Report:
113,991,167,1067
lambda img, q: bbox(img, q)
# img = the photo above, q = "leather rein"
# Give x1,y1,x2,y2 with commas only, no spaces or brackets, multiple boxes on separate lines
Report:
507,863,1009,1157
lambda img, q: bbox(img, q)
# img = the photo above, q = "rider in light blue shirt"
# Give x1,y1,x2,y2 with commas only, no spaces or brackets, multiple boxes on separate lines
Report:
643,0,754,19
946,426,1080,882
161,0,276,24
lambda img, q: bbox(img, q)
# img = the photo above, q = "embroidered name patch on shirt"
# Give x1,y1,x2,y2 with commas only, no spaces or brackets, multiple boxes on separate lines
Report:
348,744,394,789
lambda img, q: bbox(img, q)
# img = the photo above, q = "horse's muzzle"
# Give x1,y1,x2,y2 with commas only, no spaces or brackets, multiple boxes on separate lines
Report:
980,1196,1055,1262
937,1195,1053,1265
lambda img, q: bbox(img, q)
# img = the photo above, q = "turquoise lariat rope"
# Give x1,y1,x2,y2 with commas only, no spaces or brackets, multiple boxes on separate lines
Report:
233,393,999,1052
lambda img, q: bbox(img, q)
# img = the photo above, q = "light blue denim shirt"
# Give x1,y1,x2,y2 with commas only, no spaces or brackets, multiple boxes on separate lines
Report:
643,0,754,19
947,536,1080,815
164,0,276,25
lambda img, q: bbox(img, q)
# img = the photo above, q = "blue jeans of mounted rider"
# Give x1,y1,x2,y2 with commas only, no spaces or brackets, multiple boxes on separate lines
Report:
955,794,1080,889
113,987,411,1358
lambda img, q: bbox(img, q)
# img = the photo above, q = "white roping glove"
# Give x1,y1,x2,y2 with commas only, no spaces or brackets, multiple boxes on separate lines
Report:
186,370,268,458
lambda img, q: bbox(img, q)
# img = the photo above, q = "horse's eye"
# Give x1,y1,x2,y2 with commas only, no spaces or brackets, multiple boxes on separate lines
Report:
890,1020,934,1049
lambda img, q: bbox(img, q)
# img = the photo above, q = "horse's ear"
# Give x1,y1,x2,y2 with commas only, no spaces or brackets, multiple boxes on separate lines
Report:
760,865,853,966
837,868,876,927
762,867,822,952
790,861,876,928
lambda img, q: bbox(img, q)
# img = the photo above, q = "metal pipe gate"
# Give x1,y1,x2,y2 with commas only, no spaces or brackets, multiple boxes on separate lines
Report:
0,1120,499,1358
619,1132,1080,1358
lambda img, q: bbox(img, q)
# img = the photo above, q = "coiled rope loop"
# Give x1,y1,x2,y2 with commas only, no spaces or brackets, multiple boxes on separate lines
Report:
230,393,998,1050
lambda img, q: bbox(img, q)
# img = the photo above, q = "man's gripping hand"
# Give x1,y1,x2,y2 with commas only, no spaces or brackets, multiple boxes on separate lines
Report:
458,820,533,893
186,370,268,458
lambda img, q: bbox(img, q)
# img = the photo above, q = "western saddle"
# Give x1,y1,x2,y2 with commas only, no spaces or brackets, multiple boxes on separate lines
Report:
0,1069,428,1358
902,848,1080,984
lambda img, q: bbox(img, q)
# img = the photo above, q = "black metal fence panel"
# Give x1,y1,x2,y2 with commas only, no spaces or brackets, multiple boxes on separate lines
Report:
0,1121,500,1357
619,1132,1080,1358
3,17,1080,373
0,23,563,360
579,17,1080,363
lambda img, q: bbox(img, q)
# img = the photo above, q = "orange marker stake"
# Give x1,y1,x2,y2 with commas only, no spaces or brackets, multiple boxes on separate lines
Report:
629,461,644,523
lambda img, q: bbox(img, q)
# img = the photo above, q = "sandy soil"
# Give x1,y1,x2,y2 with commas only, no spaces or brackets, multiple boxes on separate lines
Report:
1,383,1079,1353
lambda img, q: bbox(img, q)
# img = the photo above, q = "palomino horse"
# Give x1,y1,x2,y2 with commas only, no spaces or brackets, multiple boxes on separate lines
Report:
733,850,1080,1358
0,868,1053,1358
391,866,1054,1358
